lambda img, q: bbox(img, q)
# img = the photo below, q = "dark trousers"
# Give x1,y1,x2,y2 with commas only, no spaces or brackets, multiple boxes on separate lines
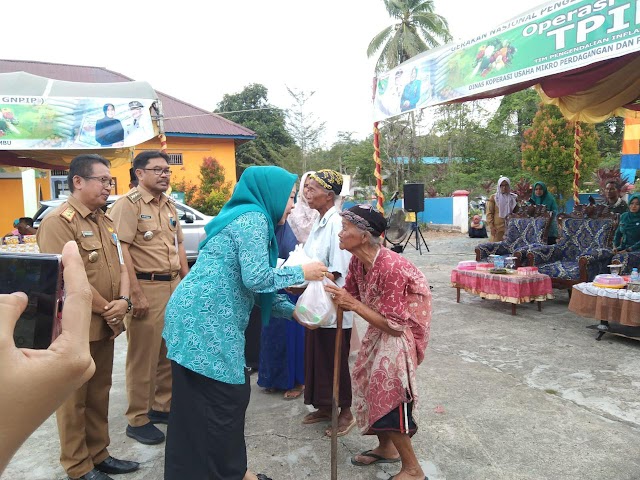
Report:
164,362,251,480
304,327,352,409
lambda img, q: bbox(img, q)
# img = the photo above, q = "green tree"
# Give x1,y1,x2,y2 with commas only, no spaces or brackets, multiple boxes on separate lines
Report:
489,88,539,143
367,0,452,72
595,116,624,165
215,84,294,177
171,157,232,216
521,104,599,207
286,87,326,173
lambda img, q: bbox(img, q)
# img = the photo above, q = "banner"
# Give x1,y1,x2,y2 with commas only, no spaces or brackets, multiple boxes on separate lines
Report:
0,96,156,150
373,0,640,122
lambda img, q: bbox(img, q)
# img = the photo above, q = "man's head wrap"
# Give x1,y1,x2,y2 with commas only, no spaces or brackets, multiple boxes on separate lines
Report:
340,204,387,237
309,169,343,196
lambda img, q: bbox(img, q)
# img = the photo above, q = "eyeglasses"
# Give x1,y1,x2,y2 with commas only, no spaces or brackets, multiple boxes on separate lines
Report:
142,168,172,176
82,176,116,188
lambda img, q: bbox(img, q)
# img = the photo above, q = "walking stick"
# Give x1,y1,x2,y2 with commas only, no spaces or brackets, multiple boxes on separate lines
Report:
331,306,344,480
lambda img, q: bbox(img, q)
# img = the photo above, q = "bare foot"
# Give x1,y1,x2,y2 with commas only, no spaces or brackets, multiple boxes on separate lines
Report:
324,412,356,437
283,384,304,400
390,468,426,480
302,409,331,424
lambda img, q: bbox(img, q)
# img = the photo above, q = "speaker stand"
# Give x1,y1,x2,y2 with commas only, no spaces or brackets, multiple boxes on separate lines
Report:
403,221,429,255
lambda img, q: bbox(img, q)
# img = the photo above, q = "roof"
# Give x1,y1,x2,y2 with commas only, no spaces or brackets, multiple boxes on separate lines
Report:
0,59,256,142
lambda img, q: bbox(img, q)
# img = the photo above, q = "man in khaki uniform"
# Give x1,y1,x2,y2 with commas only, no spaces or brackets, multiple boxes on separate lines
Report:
37,154,139,480
109,150,189,445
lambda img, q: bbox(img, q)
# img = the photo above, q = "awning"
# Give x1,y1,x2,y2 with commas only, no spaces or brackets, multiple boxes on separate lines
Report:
0,71,160,168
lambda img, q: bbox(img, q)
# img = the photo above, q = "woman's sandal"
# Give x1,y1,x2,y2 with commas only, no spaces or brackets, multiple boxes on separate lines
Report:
302,410,331,424
351,449,401,466
283,385,305,400
324,417,356,437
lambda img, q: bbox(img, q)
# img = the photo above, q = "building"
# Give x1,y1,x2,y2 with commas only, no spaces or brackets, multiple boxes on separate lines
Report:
0,59,255,231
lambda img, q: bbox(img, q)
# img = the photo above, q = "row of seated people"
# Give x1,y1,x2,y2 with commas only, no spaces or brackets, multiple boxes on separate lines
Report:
475,195,640,290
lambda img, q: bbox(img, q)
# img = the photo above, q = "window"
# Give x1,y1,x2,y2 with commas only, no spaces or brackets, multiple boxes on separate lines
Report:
168,153,183,165
51,169,68,176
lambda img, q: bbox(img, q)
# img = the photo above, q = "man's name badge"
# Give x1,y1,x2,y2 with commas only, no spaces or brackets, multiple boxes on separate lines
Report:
81,231,94,237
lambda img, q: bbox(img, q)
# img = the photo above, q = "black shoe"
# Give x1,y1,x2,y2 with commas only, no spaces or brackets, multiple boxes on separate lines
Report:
147,409,170,424
95,456,140,474
69,468,113,480
256,475,273,480
126,423,165,445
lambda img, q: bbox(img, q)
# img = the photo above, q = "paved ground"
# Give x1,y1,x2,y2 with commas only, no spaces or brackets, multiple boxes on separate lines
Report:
5,231,640,480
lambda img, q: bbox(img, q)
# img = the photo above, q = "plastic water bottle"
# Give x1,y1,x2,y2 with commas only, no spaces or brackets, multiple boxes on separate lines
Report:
631,268,639,282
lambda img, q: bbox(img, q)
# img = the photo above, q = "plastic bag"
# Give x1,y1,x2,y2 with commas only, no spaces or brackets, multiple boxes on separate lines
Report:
281,244,314,288
294,277,337,327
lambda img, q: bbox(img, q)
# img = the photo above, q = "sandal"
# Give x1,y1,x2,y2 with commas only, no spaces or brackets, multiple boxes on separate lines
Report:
302,410,331,424
283,385,305,400
324,417,356,437
351,449,401,466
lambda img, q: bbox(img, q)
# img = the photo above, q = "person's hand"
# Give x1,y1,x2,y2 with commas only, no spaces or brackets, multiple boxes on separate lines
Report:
107,321,125,340
0,241,95,473
301,261,328,281
101,299,128,324
324,284,360,312
131,290,149,318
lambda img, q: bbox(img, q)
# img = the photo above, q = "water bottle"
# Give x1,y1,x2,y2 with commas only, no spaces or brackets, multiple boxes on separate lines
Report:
631,268,639,282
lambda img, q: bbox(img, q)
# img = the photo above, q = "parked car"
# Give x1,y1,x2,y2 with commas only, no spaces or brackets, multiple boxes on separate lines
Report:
32,195,212,265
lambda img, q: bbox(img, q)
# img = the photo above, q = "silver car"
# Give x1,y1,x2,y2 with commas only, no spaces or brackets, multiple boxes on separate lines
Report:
32,195,212,265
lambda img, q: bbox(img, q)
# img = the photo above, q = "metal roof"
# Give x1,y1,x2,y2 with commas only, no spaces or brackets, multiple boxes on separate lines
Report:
0,59,256,142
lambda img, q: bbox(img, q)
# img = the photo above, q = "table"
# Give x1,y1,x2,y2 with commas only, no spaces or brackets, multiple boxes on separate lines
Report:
451,269,554,315
568,283,640,341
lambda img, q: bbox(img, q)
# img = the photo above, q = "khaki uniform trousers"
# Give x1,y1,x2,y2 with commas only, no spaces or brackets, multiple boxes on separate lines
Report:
57,338,114,478
124,277,179,426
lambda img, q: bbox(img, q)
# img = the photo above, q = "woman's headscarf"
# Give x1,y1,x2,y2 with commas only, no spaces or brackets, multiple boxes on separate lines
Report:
618,193,640,249
200,166,297,324
287,171,319,243
495,176,518,219
529,181,558,213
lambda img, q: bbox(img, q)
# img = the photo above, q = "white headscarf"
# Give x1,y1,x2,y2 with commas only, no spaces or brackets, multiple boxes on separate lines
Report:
287,171,320,243
496,176,517,218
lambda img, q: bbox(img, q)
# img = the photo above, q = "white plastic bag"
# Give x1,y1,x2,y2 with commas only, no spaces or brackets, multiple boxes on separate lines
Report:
281,244,314,287
294,277,337,327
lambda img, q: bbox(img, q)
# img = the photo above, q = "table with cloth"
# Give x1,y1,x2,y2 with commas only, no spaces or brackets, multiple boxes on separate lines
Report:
568,282,640,340
451,269,554,315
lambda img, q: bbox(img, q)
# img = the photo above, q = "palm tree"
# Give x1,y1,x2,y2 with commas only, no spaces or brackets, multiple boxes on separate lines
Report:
368,0,452,72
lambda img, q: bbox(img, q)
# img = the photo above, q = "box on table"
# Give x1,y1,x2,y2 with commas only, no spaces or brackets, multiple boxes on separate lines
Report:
517,266,538,276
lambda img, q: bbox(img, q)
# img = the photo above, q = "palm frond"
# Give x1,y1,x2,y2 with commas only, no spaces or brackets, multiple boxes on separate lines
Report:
413,12,452,42
367,25,394,58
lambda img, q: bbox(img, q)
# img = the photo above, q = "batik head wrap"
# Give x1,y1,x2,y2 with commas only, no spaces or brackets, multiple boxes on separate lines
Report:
340,204,387,237
309,169,343,196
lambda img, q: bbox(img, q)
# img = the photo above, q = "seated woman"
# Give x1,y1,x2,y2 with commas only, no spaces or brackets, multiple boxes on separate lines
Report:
469,214,487,238
529,181,558,244
612,193,640,273
325,204,431,480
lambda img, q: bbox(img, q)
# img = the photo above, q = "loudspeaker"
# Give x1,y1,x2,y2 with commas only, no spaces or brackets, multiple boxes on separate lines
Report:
403,183,424,212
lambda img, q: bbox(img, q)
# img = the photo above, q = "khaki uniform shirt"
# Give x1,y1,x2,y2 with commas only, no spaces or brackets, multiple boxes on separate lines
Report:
37,196,122,341
108,185,184,274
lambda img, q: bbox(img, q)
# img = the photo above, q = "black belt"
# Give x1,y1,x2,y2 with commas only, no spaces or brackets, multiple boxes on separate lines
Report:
136,272,178,281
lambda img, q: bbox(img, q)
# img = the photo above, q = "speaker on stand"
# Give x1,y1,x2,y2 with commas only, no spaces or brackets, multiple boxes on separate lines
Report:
402,183,429,254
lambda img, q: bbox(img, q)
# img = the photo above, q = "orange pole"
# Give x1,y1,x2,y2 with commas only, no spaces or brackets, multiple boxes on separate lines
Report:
573,122,581,204
373,122,384,214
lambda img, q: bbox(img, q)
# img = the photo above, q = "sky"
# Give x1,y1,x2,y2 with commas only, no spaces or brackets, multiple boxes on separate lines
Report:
3,0,544,145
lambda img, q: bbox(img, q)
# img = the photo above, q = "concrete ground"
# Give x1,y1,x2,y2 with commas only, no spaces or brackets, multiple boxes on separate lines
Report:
5,231,640,480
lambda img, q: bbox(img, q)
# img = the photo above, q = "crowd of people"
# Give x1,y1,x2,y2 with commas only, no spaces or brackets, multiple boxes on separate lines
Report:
0,156,432,480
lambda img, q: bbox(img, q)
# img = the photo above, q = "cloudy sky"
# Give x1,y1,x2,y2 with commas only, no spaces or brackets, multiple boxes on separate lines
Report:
3,0,543,144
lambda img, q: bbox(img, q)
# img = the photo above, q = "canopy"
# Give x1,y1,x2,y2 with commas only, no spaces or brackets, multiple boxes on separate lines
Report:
373,0,640,123
0,71,160,168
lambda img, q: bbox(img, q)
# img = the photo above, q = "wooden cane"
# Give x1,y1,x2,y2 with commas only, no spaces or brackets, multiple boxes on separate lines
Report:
331,306,344,480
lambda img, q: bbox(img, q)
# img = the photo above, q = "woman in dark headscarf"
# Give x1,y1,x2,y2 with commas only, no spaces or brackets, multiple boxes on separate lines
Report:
95,103,124,147
613,193,640,253
530,181,559,244
162,166,328,480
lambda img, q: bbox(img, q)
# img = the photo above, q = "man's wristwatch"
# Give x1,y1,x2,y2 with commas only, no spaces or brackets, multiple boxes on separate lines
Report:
118,296,133,313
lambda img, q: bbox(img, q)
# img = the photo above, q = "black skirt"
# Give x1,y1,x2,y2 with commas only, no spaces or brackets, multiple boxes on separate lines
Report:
164,362,251,480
